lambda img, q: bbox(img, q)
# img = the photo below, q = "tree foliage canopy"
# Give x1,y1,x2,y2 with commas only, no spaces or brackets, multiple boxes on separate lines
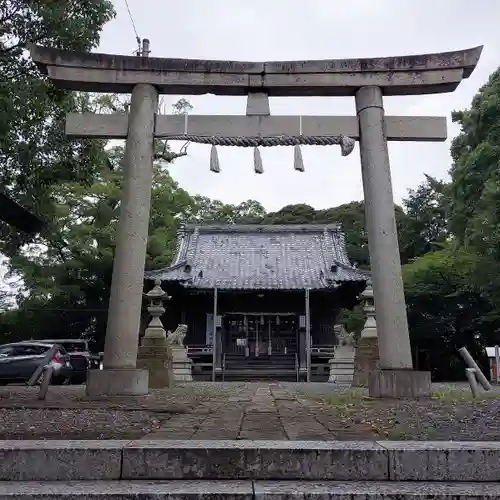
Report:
0,0,115,252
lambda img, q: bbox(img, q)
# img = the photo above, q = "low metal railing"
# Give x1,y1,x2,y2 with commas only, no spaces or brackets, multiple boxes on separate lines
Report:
187,345,214,355
311,345,336,356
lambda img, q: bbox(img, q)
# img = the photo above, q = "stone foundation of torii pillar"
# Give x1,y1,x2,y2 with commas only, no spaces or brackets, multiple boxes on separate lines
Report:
28,42,482,398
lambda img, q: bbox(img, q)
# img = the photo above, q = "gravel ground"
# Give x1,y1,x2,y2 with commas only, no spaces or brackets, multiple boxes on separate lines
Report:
0,382,499,440
0,408,163,440
295,383,500,440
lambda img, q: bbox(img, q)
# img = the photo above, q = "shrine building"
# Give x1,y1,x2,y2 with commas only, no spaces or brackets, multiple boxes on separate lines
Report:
145,223,369,381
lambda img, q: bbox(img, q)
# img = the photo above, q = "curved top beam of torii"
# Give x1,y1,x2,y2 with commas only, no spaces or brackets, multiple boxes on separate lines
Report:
28,44,483,97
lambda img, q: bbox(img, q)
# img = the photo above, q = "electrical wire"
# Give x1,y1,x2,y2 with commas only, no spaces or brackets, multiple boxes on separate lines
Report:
123,0,141,51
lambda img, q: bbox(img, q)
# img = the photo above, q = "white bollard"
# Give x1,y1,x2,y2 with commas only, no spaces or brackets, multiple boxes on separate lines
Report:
465,368,479,398
458,347,492,391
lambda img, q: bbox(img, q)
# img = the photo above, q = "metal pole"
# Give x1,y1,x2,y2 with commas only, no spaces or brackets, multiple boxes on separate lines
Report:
212,287,218,382
305,288,311,382
141,38,150,57
38,365,54,400
458,347,491,391
465,368,479,398
495,345,500,385
28,344,59,386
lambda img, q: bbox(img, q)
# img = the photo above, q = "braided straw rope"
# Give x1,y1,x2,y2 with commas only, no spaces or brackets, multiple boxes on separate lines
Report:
161,134,356,156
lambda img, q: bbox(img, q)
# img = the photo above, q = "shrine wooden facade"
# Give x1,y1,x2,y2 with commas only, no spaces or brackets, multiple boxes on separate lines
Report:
145,224,369,380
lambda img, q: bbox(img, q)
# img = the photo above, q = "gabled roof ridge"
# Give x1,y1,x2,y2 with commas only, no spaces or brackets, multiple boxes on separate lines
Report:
184,226,200,263
171,224,188,265
182,223,343,233
145,260,188,278
334,259,371,276
318,227,333,273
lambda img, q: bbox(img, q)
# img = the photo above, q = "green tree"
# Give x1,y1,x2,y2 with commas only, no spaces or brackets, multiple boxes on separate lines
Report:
0,0,115,251
448,68,500,257
6,148,195,346
403,248,498,379
3,89,270,345
262,201,411,269
336,305,365,337
184,197,266,225
398,175,449,263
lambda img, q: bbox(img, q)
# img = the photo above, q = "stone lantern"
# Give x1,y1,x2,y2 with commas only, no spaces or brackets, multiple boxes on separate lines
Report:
143,279,171,340
360,283,377,339
137,279,173,388
352,281,380,387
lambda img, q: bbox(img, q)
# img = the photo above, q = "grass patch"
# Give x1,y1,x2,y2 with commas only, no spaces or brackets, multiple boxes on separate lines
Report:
323,389,365,407
431,388,500,402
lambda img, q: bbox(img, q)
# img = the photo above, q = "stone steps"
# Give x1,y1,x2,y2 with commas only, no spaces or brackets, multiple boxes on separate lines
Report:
3,440,500,499
224,357,297,380
224,354,297,380
223,370,298,381
1,480,500,499
3,440,500,482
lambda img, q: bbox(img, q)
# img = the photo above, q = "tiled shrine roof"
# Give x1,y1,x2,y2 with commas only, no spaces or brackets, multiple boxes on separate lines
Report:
146,224,369,290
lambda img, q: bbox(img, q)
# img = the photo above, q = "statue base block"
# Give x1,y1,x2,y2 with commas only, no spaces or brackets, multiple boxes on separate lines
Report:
86,368,148,397
137,339,172,389
369,369,432,398
170,346,193,382
328,358,355,387
353,337,379,387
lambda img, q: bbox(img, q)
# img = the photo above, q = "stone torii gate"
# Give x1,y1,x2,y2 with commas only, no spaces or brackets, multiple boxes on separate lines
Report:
29,42,482,398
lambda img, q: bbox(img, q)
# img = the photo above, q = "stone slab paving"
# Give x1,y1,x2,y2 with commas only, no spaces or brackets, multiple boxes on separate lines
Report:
143,382,333,440
1,381,500,440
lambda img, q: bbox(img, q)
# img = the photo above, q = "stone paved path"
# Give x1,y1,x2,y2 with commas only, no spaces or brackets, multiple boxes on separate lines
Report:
146,382,340,440
1,381,500,440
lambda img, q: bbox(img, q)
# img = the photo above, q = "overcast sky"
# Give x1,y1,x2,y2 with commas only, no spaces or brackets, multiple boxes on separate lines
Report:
97,0,499,212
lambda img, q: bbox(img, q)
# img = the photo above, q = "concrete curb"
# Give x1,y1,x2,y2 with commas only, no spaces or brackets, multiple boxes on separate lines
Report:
1,440,500,481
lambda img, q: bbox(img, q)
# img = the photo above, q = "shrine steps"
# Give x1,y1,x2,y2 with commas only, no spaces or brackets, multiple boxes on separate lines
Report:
223,353,298,381
2,440,500,499
2,480,499,499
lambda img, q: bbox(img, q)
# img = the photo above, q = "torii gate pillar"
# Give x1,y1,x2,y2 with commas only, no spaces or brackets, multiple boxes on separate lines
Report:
28,42,482,398
356,86,427,396
85,81,158,396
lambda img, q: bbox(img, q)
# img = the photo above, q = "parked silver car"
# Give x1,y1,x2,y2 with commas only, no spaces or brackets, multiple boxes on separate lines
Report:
0,342,73,385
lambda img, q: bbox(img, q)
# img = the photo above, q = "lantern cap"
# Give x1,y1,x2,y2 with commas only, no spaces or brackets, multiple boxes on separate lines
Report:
145,279,170,299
